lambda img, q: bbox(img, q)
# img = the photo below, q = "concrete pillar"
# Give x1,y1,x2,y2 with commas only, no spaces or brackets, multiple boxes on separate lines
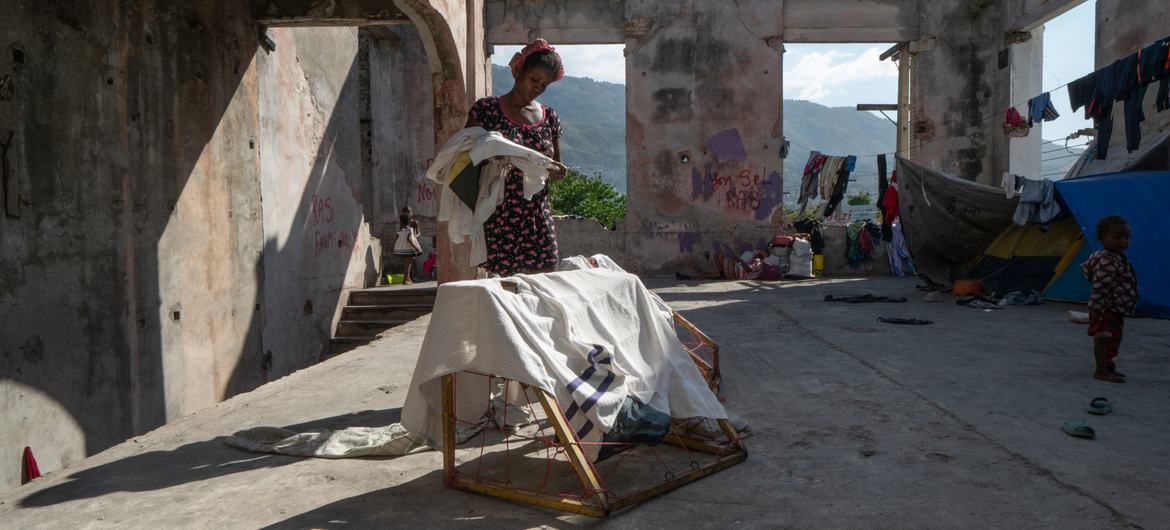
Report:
1007,27,1044,180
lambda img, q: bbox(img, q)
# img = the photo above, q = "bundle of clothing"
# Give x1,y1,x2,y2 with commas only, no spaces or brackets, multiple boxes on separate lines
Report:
424,127,561,267
876,154,899,242
1003,93,1062,138
798,151,857,217
845,221,882,268
1067,35,1170,159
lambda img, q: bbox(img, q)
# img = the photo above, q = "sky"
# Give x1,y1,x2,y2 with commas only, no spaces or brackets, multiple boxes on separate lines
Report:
491,0,1096,142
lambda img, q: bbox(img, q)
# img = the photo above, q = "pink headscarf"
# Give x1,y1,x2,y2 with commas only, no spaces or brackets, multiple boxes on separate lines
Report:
509,38,565,81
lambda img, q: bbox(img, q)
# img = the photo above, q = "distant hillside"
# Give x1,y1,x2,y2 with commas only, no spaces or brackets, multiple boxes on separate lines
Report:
493,64,1080,200
491,65,626,189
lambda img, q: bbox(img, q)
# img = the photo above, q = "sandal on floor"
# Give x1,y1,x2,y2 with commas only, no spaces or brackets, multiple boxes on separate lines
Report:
1087,397,1112,415
1061,419,1096,439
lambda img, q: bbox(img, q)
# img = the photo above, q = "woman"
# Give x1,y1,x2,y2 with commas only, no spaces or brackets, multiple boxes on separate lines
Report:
467,38,568,276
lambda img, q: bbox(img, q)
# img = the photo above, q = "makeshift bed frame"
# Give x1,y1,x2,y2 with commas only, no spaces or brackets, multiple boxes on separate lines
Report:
439,311,744,517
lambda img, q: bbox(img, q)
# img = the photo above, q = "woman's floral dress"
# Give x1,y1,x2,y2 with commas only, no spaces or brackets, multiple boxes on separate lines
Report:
469,96,562,275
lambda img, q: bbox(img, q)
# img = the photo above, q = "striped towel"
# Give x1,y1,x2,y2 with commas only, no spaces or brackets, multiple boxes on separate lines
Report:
558,345,623,461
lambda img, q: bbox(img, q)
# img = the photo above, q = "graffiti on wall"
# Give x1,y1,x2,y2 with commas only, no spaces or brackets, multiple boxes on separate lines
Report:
309,194,360,257
690,162,783,221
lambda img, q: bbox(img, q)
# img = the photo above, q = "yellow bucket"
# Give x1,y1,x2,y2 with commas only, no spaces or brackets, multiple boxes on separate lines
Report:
813,254,824,277
387,273,405,285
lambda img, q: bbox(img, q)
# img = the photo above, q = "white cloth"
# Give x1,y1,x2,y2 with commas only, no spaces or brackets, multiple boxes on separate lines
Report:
225,425,429,458
426,127,560,267
401,268,727,461
1001,172,1018,199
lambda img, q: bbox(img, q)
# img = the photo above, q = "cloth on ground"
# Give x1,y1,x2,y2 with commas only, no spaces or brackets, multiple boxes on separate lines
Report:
426,127,560,267
401,267,728,462
887,220,916,277
824,294,907,303
1028,92,1060,125
225,425,430,458
957,296,1003,310
876,317,933,325
1012,178,1062,226
999,290,1045,306
895,157,1019,286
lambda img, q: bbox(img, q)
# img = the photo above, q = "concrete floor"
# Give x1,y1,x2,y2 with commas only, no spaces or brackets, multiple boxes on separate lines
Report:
2,277,1168,529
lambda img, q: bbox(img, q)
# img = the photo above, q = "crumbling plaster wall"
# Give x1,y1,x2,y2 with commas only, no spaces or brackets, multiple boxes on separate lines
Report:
257,27,377,379
0,0,452,488
911,1,1016,186
0,0,266,490
368,26,437,246
623,0,786,276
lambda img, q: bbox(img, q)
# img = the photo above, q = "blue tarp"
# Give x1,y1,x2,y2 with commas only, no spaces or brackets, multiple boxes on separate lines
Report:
1055,171,1170,319
1043,241,1091,303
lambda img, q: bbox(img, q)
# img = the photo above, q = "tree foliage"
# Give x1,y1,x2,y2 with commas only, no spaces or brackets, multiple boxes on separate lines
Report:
548,170,627,229
847,191,874,206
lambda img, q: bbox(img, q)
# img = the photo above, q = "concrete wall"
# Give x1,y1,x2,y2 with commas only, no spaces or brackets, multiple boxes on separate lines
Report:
623,0,786,276
257,27,377,378
0,1,465,489
782,0,919,43
553,217,629,266
368,26,437,234
910,2,1015,186
0,0,265,489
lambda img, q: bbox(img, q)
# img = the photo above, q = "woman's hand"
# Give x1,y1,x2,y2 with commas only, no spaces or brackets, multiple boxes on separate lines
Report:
549,161,568,181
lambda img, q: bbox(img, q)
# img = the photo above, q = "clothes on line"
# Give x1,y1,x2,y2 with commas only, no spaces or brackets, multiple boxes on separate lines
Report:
1001,172,1019,199
798,151,856,217
1028,92,1060,125
877,154,892,241
1066,35,1170,160
887,220,915,277
1012,178,1062,227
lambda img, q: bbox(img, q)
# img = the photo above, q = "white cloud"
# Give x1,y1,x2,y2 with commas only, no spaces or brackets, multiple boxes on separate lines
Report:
492,44,626,84
783,47,898,102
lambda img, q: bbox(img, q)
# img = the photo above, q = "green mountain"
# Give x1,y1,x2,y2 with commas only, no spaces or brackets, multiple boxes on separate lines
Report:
494,64,1083,200
492,65,626,188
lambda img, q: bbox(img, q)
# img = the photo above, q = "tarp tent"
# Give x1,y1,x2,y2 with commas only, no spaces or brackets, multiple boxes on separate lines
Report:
1055,170,1170,318
1043,238,1091,303
968,216,1082,297
895,157,1020,285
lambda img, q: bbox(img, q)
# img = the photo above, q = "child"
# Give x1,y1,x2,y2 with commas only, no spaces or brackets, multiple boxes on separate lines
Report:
393,212,423,285
1081,215,1138,383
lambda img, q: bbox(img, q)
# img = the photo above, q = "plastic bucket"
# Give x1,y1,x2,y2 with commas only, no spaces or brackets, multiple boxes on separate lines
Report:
952,279,982,295
387,273,405,285
812,254,824,277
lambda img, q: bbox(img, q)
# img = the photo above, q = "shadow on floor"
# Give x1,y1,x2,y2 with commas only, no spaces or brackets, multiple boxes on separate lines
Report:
19,408,404,508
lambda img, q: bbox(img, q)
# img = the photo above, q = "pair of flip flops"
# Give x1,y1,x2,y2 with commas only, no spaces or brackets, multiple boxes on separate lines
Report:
1061,398,1114,439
